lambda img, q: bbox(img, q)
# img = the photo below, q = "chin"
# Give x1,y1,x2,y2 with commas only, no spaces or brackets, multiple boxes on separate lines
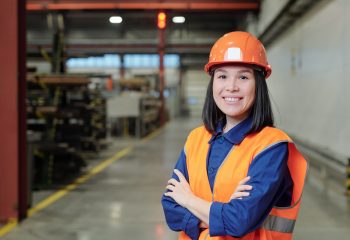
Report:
225,110,249,120
221,109,244,117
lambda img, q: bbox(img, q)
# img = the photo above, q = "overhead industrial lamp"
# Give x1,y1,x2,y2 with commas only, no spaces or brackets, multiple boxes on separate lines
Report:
172,16,185,23
109,16,123,24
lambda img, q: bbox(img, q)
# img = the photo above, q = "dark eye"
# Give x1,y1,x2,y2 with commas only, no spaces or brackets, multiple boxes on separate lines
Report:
217,74,227,79
239,75,249,80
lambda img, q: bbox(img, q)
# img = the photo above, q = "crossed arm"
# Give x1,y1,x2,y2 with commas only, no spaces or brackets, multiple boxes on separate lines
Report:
164,169,251,227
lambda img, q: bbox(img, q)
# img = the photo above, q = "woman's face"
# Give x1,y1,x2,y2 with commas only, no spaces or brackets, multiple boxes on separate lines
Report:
212,65,256,125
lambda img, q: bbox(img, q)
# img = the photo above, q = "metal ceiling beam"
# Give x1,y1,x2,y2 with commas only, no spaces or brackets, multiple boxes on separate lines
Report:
259,0,323,47
27,43,213,58
26,1,259,11
28,43,212,51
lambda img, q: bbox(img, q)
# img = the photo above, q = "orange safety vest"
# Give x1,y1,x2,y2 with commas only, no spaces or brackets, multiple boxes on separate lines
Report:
179,126,307,240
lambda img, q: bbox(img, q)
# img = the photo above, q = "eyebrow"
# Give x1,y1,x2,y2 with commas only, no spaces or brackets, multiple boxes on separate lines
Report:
237,70,254,74
215,69,227,73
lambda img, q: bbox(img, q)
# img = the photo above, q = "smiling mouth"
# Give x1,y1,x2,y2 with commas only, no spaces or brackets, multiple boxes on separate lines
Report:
223,97,242,102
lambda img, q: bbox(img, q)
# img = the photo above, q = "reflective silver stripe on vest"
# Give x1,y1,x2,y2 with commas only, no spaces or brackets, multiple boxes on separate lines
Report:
262,215,296,233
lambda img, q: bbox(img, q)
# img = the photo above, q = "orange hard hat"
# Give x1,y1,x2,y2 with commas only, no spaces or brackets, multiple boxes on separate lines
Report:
204,31,272,78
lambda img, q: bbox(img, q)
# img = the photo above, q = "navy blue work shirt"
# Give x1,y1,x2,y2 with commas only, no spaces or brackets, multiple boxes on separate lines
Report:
161,116,293,239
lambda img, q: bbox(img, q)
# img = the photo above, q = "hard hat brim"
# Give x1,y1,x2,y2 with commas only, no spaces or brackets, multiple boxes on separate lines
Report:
204,61,272,78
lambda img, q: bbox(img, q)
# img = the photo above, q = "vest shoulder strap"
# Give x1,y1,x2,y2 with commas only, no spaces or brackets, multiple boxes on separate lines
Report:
251,126,292,143
184,125,211,156
241,127,292,161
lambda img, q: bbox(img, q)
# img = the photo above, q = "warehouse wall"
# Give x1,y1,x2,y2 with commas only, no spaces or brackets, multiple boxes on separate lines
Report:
261,0,350,161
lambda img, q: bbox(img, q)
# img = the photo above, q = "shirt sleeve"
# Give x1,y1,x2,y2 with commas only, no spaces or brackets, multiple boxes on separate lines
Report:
161,149,201,239
209,142,290,237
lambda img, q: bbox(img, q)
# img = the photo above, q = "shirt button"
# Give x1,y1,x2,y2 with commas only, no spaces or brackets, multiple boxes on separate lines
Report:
209,167,214,174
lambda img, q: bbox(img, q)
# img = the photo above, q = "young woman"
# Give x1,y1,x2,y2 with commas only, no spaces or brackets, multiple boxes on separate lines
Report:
161,31,307,240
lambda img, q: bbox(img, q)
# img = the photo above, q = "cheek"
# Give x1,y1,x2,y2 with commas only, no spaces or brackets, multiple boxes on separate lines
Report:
212,79,219,91
212,90,220,105
249,89,256,101
245,83,256,104
212,82,221,99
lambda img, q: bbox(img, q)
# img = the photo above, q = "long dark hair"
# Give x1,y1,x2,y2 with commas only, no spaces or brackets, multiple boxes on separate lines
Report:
202,68,274,135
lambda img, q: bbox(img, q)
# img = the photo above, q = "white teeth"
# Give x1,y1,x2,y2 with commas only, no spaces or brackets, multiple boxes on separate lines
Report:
224,97,240,102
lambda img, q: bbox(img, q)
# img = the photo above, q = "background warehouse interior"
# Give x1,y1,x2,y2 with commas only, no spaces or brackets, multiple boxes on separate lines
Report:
0,0,350,238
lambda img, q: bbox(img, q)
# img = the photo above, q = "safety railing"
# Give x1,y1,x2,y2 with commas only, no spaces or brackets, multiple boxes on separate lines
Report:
291,135,349,196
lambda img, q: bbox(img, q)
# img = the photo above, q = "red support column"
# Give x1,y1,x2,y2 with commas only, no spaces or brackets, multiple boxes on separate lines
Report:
0,0,21,222
158,28,165,125
18,0,27,221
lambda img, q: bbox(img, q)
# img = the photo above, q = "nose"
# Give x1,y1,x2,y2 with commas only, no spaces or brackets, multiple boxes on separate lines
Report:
226,77,239,92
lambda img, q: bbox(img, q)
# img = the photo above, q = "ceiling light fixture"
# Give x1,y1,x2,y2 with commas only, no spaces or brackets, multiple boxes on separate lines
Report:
109,16,123,24
172,16,185,24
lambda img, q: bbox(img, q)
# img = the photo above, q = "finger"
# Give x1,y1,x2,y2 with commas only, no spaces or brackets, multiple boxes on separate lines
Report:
166,184,175,192
239,192,250,197
244,184,253,190
164,192,173,197
167,178,178,186
238,176,251,185
174,169,186,182
230,189,251,199
231,191,250,200
230,196,243,200
236,184,253,192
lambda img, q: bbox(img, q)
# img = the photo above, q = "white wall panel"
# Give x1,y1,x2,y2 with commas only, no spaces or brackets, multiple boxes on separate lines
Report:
267,0,350,160
184,69,209,118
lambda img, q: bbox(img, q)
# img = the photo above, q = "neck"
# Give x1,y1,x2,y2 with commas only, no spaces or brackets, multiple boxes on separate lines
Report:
224,115,248,133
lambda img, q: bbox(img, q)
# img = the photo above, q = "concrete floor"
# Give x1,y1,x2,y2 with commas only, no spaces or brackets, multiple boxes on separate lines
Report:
1,118,350,240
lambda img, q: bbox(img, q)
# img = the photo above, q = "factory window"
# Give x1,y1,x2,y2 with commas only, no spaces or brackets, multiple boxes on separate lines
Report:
67,54,179,68
67,54,121,68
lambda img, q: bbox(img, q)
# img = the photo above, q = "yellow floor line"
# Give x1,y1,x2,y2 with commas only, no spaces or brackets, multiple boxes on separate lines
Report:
346,179,350,188
0,146,132,237
28,146,132,217
0,126,165,237
0,219,18,237
141,124,166,142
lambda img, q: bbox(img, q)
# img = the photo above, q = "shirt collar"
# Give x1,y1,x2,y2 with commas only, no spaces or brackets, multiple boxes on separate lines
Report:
209,114,253,145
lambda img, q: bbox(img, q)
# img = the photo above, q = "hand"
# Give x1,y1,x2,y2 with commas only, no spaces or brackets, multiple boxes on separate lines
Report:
164,169,194,208
230,176,253,200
